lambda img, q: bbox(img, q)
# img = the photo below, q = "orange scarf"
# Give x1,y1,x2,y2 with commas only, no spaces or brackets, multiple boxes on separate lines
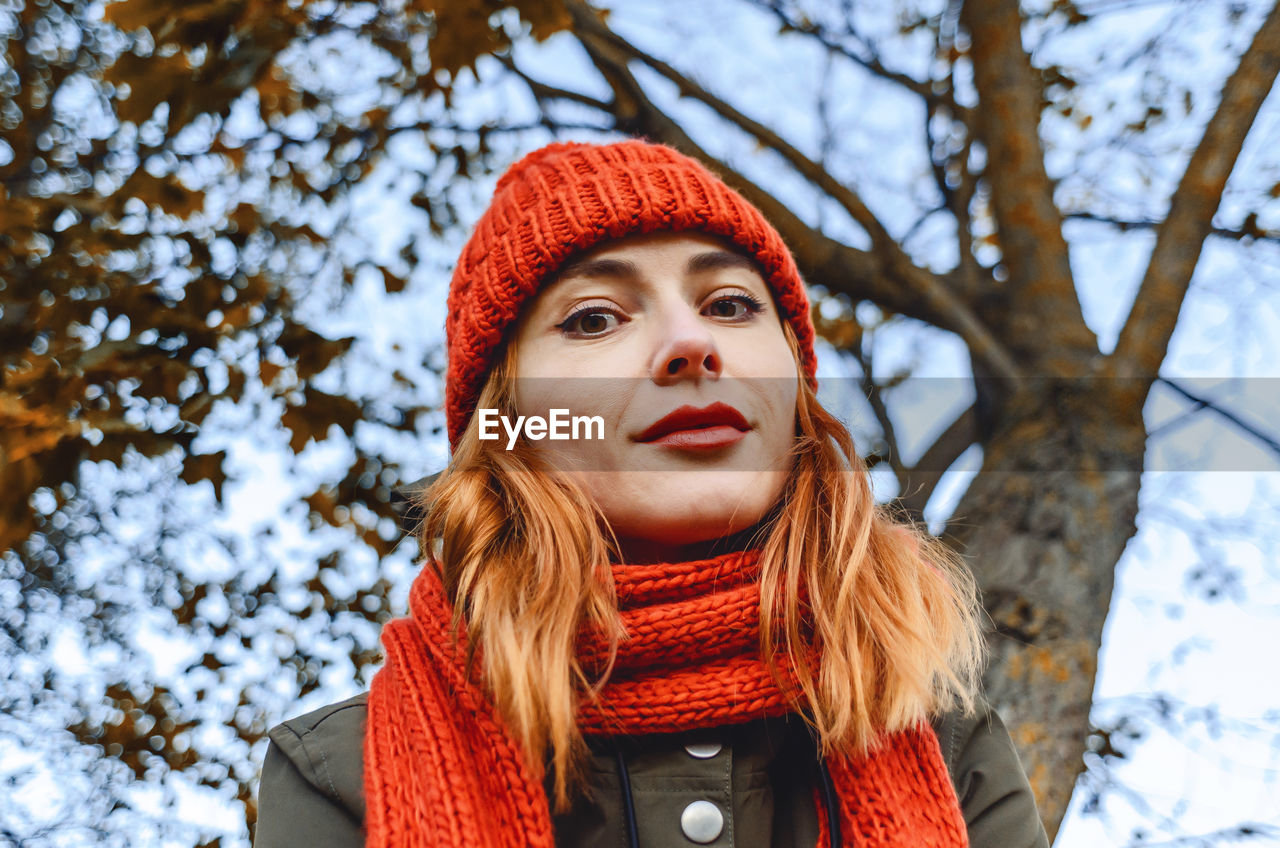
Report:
364,548,969,847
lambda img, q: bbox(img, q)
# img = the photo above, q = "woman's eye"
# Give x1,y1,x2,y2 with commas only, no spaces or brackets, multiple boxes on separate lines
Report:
558,307,620,337
707,293,766,320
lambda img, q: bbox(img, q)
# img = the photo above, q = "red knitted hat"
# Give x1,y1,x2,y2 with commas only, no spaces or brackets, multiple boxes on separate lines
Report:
444,137,818,451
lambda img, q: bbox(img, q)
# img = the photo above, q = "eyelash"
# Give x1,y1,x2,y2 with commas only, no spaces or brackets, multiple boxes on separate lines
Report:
556,292,768,336
715,292,768,316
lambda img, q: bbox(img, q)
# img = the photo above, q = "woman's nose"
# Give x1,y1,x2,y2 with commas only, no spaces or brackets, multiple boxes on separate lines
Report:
650,303,722,383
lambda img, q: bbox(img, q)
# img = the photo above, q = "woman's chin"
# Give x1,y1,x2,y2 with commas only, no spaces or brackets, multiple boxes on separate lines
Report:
608,502,772,557
567,468,790,562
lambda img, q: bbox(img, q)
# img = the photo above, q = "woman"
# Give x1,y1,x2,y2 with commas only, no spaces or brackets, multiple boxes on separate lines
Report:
253,138,1050,848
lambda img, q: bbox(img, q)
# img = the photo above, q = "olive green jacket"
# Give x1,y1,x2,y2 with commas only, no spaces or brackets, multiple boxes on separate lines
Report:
252,691,1049,847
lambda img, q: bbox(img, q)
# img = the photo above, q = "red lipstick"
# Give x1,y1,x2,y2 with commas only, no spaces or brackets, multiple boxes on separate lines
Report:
636,403,751,451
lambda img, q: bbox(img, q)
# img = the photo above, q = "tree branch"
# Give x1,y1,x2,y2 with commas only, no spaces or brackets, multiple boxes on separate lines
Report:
493,51,613,113
927,104,985,304
1151,376,1280,458
961,0,1098,361
1059,212,1280,245
854,337,907,490
895,404,978,525
1110,2,1280,383
741,0,974,125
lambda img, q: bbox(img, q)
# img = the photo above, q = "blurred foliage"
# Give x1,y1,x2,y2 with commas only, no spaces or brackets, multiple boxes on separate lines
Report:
1,0,577,843
1,0,585,554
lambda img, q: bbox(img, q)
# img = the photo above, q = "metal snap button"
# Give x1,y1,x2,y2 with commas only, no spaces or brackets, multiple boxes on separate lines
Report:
680,800,724,843
683,742,722,759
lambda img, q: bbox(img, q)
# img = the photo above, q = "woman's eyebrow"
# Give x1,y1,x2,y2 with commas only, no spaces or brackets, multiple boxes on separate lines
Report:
555,249,761,284
686,250,761,276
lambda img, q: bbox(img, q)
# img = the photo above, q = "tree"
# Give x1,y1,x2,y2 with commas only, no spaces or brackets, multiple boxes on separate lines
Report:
3,0,1278,844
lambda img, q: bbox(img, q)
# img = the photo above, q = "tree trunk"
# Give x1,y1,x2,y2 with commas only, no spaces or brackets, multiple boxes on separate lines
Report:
945,379,1148,840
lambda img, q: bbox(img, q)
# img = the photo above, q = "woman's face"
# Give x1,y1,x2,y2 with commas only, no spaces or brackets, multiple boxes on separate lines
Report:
508,230,799,563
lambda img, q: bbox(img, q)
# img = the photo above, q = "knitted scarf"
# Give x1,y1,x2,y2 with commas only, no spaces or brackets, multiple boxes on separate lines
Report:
364,547,969,847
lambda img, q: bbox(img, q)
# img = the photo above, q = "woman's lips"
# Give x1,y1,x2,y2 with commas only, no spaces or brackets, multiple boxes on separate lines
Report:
642,425,748,451
635,402,752,451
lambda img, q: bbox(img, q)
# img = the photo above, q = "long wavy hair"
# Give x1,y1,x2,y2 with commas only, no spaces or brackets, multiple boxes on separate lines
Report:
415,316,987,813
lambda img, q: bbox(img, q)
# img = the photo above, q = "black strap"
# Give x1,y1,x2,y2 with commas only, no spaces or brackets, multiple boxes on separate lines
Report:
612,741,640,848
817,754,844,848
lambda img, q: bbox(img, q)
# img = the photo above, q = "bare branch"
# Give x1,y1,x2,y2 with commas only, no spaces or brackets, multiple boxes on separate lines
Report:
925,105,984,304
1111,2,1280,382
854,338,907,490
922,1,990,308
493,51,613,113
895,404,978,525
1151,377,1280,458
741,0,974,124
1065,211,1280,244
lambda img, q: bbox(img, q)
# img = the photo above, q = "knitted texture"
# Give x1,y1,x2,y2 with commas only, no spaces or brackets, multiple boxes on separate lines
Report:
444,138,819,452
364,548,970,847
